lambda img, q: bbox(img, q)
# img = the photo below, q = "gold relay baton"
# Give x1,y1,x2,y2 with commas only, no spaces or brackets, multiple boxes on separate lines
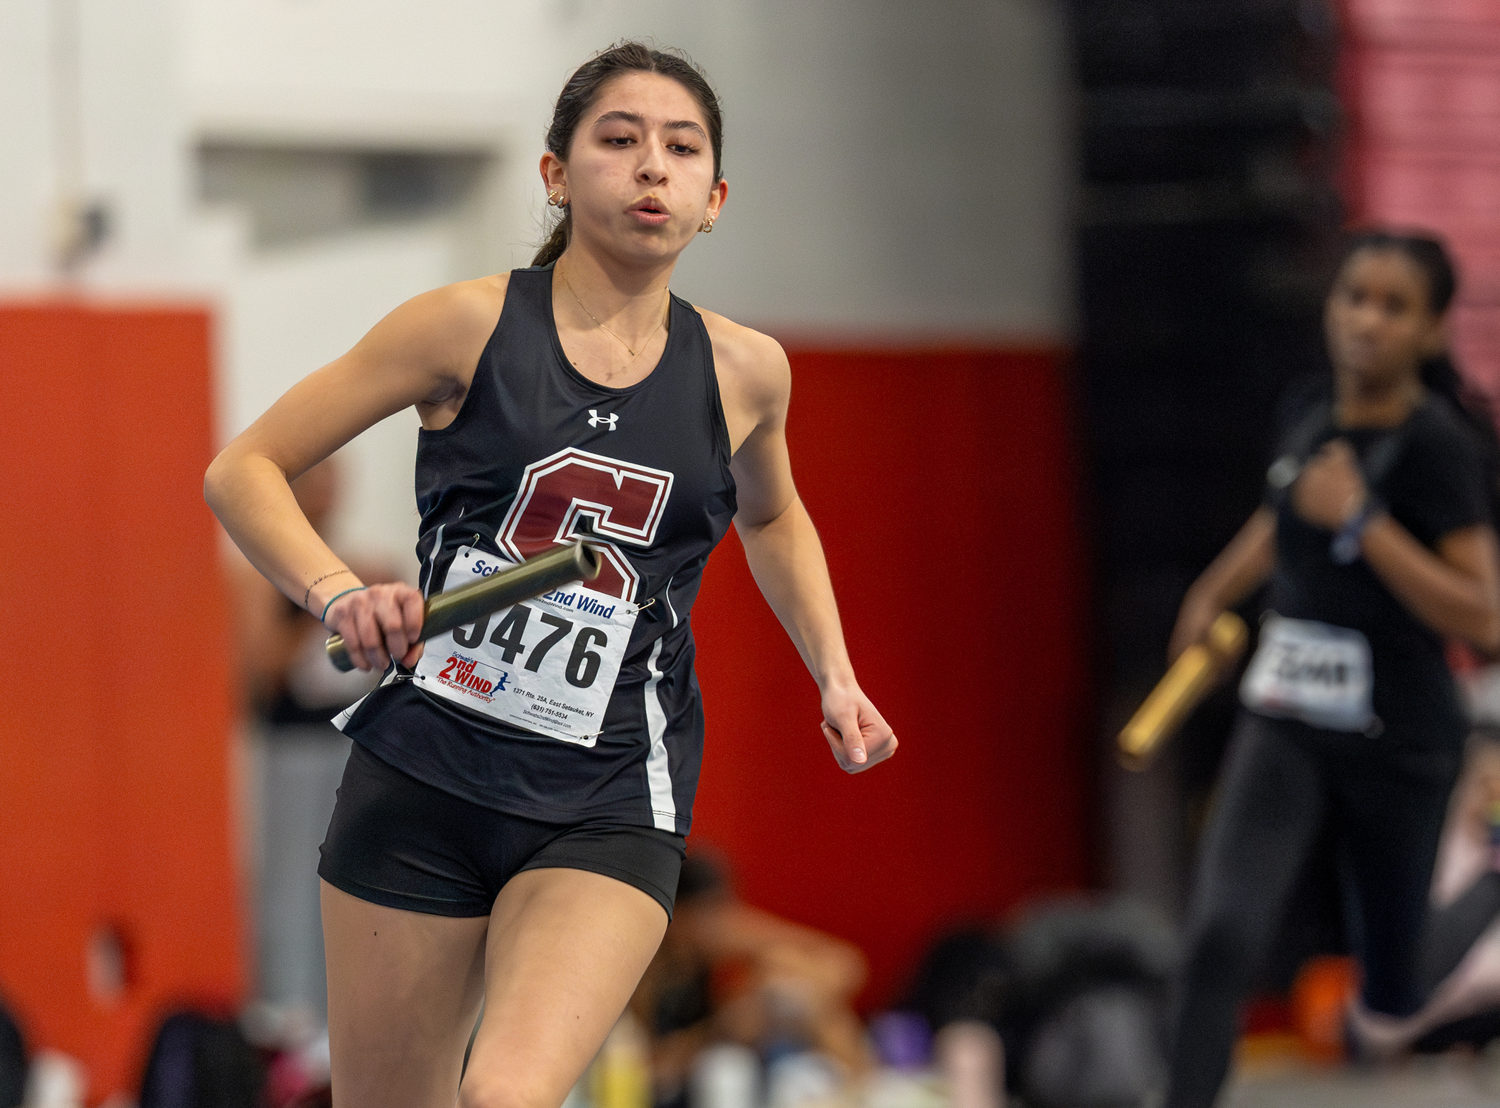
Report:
325,541,603,673
1118,611,1249,771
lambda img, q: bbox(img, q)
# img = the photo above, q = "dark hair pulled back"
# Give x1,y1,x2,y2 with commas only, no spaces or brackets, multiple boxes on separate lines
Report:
532,41,724,268
1340,228,1500,522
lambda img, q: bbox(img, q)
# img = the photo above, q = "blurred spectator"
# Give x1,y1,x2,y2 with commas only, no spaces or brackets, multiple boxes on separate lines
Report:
1347,724,1500,1055
629,851,871,1106
225,458,389,721
223,458,396,1022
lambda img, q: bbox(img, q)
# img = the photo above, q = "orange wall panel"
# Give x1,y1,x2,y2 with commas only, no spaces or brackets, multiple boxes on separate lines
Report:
0,302,244,1102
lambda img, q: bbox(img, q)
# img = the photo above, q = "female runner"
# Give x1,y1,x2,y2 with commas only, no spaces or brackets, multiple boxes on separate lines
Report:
1163,230,1500,1107
205,42,896,1108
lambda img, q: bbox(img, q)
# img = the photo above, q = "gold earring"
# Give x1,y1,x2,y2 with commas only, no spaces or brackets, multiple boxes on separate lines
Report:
548,190,566,208
699,216,715,233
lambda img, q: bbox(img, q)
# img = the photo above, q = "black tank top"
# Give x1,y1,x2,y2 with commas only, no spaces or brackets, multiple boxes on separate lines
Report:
1261,395,1487,747
337,266,738,834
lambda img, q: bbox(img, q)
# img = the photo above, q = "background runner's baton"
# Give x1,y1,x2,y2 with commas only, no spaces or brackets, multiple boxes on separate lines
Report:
325,541,603,672
1118,611,1249,771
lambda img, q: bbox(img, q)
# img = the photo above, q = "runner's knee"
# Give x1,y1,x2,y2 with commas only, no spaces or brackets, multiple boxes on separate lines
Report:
457,1069,562,1108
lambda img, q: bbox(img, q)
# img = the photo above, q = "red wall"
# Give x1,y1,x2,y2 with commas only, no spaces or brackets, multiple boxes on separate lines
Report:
690,346,1092,1007
0,303,244,1102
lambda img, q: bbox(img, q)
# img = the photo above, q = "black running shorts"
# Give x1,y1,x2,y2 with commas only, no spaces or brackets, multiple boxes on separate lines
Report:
318,741,686,919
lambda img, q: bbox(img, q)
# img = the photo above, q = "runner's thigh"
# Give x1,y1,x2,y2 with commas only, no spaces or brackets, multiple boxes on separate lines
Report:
459,868,669,1108
322,880,490,1108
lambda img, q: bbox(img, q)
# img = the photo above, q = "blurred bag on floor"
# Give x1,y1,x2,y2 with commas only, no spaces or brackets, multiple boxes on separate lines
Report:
901,898,1176,1108
1003,897,1176,1108
139,1011,264,1108
901,926,1012,1032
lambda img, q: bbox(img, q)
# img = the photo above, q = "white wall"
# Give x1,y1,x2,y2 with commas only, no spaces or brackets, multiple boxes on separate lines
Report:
0,0,193,290
0,0,55,287
3,0,1077,566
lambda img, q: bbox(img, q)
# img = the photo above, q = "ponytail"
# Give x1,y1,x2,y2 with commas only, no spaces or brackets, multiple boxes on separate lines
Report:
532,213,570,268
1421,350,1500,524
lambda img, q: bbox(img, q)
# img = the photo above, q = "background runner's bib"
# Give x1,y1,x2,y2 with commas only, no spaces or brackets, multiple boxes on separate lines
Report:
413,546,638,746
1240,614,1375,733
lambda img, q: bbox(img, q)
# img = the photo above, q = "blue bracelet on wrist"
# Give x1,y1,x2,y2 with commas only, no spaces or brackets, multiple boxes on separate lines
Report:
1330,500,1381,565
320,585,366,622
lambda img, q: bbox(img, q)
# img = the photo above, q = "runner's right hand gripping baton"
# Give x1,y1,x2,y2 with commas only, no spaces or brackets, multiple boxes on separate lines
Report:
325,541,603,672
1118,611,1249,771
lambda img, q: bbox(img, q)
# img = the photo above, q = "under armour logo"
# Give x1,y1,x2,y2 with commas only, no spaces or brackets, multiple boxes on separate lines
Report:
588,409,619,431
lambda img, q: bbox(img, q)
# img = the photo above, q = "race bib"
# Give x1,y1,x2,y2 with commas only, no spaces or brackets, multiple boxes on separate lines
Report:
1239,615,1375,733
413,546,638,746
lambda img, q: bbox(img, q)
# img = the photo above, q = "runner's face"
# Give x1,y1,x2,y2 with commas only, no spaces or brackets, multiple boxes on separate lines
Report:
1325,248,1445,390
560,71,724,264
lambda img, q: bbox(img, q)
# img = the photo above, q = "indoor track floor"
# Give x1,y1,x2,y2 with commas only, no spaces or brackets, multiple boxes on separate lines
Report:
1223,1052,1500,1107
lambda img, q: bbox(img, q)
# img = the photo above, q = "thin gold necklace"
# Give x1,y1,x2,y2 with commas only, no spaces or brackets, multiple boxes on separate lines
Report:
559,264,669,360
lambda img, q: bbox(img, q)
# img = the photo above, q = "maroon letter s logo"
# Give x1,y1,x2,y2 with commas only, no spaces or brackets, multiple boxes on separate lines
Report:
497,448,674,601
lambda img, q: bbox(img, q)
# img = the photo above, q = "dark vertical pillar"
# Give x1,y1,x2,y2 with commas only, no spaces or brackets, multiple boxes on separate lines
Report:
1067,0,1344,910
